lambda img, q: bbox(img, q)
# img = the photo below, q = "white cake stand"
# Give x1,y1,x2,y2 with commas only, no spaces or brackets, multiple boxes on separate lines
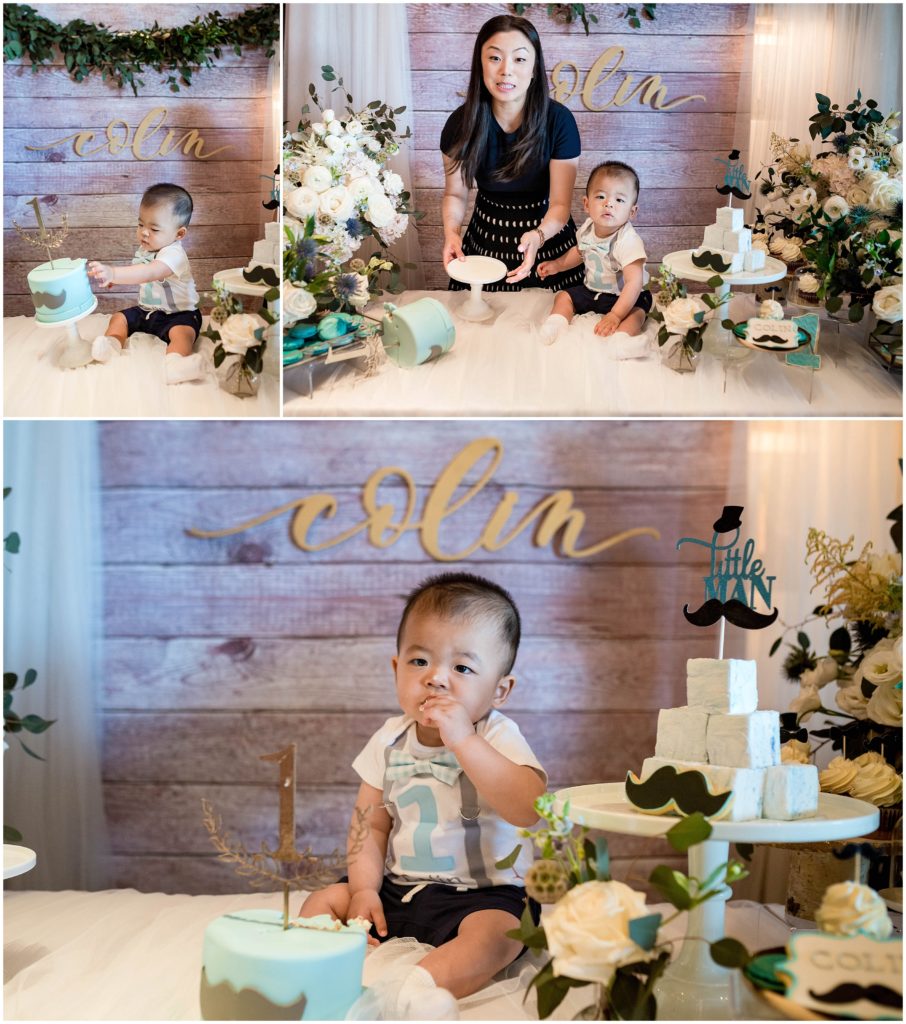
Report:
661,251,787,358
445,256,507,321
554,782,879,1021
34,297,99,369
212,267,274,300
4,844,36,880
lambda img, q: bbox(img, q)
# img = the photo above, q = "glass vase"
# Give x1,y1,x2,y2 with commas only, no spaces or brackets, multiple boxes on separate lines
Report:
221,359,260,399
663,337,700,374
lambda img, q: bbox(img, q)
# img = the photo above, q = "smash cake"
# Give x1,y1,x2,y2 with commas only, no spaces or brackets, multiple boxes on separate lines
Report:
27,257,95,323
200,910,367,1020
693,206,767,275
243,221,280,289
626,657,820,822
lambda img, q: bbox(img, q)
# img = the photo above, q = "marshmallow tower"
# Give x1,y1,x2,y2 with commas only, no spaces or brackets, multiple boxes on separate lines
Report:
247,221,281,273
694,207,766,274
638,658,819,821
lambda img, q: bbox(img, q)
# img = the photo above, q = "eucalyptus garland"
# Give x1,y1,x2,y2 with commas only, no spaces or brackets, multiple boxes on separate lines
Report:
3,4,279,95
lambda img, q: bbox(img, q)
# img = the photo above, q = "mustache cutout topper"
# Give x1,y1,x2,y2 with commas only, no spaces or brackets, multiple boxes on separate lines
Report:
808,983,902,1010
243,266,280,288
716,183,752,201
30,289,67,309
625,764,733,819
683,597,779,630
691,249,732,273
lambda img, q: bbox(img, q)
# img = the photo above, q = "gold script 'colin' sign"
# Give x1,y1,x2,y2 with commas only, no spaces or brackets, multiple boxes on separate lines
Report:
26,107,231,161
186,437,660,561
552,47,705,111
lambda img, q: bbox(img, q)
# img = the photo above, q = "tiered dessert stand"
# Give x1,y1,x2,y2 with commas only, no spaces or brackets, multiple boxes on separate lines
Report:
36,298,98,369
554,782,879,1021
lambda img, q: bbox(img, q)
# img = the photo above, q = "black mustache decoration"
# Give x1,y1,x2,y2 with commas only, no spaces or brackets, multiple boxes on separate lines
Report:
243,266,280,287
716,183,752,201
808,983,902,1009
683,597,779,630
30,289,67,309
625,765,732,818
263,165,280,209
691,249,732,273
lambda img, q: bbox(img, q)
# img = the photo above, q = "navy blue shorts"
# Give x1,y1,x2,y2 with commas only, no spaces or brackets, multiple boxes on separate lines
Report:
562,285,653,317
120,306,203,344
341,876,541,950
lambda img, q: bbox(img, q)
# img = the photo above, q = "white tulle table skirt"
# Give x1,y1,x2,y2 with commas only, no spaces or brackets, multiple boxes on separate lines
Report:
282,291,901,418
4,888,791,1020
3,314,280,418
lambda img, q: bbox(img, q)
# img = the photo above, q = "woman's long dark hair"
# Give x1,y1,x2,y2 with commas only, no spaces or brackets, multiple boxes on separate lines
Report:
447,15,550,187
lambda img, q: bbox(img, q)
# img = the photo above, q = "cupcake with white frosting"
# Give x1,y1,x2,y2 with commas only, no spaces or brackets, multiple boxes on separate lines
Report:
792,269,821,305
815,881,893,939
819,756,859,794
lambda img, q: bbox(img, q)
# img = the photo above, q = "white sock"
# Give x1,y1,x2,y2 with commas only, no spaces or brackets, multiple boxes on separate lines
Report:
395,965,460,1020
165,351,207,384
92,335,122,363
539,313,568,345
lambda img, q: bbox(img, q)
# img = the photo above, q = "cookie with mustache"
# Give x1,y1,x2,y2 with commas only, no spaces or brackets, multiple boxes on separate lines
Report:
625,764,733,819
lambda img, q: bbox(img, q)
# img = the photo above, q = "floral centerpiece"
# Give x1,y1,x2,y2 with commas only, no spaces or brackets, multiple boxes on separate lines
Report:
771,489,902,840
283,66,420,362
497,794,749,1019
649,266,726,372
200,282,273,398
754,92,902,327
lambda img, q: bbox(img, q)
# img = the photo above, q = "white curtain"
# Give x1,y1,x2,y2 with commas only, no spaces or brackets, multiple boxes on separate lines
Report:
749,4,903,173
736,420,903,902
3,422,108,890
284,2,425,287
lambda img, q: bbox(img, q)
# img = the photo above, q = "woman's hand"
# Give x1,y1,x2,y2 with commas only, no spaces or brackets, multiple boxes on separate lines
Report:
507,231,541,283
442,231,466,268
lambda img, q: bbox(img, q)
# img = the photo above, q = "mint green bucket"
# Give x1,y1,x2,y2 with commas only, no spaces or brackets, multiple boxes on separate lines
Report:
381,299,455,368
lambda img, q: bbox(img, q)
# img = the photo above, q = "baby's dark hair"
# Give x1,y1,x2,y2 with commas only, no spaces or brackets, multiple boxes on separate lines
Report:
396,572,522,675
586,161,640,202
141,183,194,227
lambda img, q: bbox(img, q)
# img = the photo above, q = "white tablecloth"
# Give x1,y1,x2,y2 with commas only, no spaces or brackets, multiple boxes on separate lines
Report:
283,291,902,418
4,888,792,1020
3,315,280,418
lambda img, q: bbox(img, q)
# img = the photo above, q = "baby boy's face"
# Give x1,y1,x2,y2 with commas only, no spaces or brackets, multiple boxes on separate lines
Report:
583,174,638,236
136,202,186,252
393,609,514,736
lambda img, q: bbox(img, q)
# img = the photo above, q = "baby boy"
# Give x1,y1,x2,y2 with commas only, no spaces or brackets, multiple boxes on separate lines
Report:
300,572,546,1019
538,160,652,343
88,183,206,384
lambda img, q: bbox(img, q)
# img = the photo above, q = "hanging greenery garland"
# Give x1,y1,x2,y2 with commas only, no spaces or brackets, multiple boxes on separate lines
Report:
2,4,279,96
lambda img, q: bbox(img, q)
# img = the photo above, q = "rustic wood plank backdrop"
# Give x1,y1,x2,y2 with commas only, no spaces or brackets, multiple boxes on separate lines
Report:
3,3,275,316
406,3,752,288
99,420,739,894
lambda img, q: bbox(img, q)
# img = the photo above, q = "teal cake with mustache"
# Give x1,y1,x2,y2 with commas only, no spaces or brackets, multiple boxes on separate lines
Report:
27,257,95,324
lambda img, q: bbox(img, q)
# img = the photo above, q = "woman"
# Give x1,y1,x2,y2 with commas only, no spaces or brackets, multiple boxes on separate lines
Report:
440,14,583,292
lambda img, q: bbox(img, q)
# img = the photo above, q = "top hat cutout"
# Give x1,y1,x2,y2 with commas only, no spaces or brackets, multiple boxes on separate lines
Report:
713,505,743,533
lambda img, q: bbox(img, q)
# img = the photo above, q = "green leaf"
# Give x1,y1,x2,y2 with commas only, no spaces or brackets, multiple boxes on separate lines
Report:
666,811,712,852
3,487,10,499
628,912,661,951
20,714,55,734
4,531,20,553
22,668,37,689
848,302,864,323
710,937,752,968
595,836,611,880
4,673,17,692
797,631,810,650
825,295,843,313
816,92,831,107
19,739,46,761
769,637,782,656
494,844,522,870
4,825,23,843
648,865,692,909
707,274,725,289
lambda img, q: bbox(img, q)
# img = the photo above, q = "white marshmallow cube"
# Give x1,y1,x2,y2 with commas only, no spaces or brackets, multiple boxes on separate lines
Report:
687,659,758,714
763,764,819,820
703,223,725,249
723,228,752,254
716,206,745,231
655,706,711,762
744,249,766,272
706,710,781,769
638,757,765,821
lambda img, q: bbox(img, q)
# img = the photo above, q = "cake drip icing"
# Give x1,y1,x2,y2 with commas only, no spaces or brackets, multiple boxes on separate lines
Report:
814,881,893,939
818,756,858,793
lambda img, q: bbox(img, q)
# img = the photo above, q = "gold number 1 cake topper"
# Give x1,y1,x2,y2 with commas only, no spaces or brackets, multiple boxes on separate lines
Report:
202,743,366,930
12,196,71,268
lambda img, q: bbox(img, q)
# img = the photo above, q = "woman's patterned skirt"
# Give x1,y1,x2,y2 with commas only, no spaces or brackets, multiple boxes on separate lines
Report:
448,188,585,292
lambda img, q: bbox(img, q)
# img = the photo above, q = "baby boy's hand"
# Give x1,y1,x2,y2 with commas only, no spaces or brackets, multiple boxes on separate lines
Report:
595,312,622,337
420,694,475,748
347,889,386,947
536,260,556,280
87,261,114,289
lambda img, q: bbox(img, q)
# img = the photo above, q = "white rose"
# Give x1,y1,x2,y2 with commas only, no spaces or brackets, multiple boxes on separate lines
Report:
363,136,381,153
848,147,867,171
846,184,871,207
823,195,850,220
872,284,903,322
801,656,839,689
868,175,902,214
283,284,317,321
283,215,304,240
382,171,404,196
790,681,822,721
323,134,345,154
891,142,903,169
311,122,326,137
218,313,266,356
302,165,333,194
321,109,335,123
346,120,364,136
343,135,361,152
366,192,397,229
867,680,903,727
835,682,870,719
544,880,654,985
284,185,319,220
327,119,344,137
861,644,902,686
347,176,377,204
318,184,354,221
662,295,707,336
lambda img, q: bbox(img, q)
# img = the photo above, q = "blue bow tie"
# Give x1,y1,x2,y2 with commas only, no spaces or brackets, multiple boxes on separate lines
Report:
385,749,462,785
